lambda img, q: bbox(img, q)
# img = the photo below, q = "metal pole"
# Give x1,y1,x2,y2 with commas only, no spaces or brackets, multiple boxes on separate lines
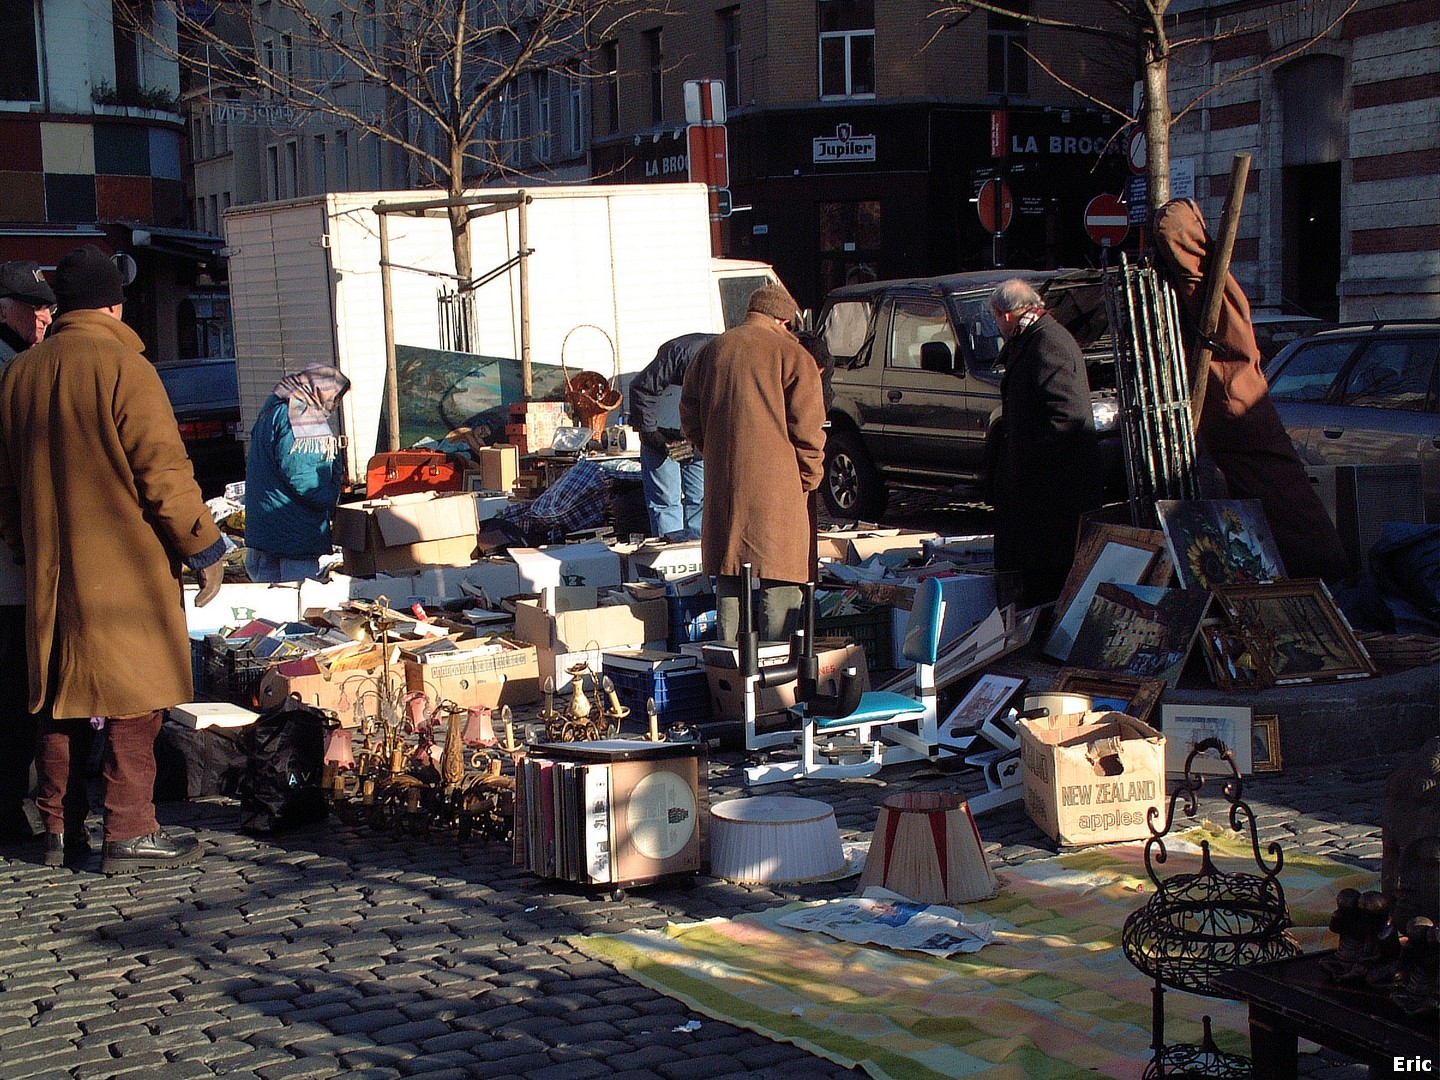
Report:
518,192,532,400
379,211,400,453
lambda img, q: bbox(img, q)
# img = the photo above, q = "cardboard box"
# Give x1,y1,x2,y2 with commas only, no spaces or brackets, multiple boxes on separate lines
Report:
255,644,390,720
478,445,520,494
334,491,480,576
705,643,869,722
624,540,706,582
513,595,668,690
845,530,939,565
1018,711,1166,847
511,542,623,593
183,582,304,633
403,638,540,709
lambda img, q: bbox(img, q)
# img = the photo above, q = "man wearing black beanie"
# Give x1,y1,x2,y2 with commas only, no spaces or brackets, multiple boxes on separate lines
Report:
0,244,226,873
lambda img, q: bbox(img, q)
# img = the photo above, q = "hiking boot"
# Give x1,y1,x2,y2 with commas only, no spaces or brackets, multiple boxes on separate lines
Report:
100,831,202,874
44,832,94,867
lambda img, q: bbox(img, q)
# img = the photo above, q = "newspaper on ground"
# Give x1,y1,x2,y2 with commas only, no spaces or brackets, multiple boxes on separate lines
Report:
776,886,1005,957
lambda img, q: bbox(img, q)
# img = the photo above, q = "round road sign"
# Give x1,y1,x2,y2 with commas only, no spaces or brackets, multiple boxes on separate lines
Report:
1127,128,1147,175
976,178,1014,234
1084,193,1130,247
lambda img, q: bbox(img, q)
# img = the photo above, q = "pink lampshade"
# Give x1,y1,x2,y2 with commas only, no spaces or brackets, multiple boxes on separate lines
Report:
323,728,355,769
406,692,431,732
464,706,497,747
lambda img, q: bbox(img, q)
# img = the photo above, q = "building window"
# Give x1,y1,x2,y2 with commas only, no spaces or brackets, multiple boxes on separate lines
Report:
645,28,663,123
599,41,620,134
267,144,281,200
818,1,874,99
987,0,1029,97
720,7,741,110
208,194,219,235
285,140,299,197
313,133,327,190
534,71,552,162
113,0,142,97
335,130,349,188
195,198,206,232
502,84,521,164
0,0,41,101
567,65,584,156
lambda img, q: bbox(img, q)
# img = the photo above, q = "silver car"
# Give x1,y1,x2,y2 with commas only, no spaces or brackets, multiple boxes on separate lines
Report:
1264,322,1440,520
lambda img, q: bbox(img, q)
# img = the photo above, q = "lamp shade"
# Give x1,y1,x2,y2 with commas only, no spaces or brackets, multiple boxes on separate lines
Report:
323,728,355,769
709,796,846,884
858,791,998,905
464,706,496,747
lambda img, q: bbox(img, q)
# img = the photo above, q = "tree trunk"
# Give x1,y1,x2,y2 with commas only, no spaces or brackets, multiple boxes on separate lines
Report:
1143,47,1171,210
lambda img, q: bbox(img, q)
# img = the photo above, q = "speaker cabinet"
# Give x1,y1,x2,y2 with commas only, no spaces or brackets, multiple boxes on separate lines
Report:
1304,463,1425,574
517,740,704,889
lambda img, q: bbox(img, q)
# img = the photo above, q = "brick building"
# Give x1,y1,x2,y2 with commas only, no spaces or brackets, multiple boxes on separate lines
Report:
1167,0,1437,320
590,1,1134,310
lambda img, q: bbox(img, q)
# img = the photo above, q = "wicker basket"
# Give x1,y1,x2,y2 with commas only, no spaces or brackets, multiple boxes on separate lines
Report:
561,324,622,436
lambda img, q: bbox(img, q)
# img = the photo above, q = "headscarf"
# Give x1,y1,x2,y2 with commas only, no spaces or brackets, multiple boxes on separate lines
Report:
273,364,350,458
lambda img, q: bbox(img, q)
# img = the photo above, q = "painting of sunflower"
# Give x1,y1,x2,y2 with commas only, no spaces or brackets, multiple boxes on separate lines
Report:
1157,499,1287,591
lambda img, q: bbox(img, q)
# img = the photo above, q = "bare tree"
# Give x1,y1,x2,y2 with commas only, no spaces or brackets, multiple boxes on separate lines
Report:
926,0,1358,209
136,0,666,288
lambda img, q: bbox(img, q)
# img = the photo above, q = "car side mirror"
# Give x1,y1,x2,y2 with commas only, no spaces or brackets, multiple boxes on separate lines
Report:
920,341,955,374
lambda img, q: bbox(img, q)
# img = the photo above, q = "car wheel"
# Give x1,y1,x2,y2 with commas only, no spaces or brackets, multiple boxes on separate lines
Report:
822,430,888,520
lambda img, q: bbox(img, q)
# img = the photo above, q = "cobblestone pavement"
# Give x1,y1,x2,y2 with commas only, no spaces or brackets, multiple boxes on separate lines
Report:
1,734,1400,1080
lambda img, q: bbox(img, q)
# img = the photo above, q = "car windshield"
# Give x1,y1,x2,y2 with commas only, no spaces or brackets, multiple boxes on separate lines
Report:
158,363,238,411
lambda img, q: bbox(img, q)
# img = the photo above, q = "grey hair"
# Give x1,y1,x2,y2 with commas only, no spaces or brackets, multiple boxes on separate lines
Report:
989,279,1045,314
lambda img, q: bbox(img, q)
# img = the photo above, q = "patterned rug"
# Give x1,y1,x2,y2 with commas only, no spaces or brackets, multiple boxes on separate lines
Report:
574,828,1375,1080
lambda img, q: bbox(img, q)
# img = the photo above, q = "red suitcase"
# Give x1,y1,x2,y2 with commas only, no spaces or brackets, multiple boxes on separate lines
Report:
366,451,465,499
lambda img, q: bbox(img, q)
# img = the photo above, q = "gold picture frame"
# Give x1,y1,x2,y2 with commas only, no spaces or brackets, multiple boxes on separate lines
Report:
1210,580,1376,686
1053,668,1166,726
1251,714,1282,772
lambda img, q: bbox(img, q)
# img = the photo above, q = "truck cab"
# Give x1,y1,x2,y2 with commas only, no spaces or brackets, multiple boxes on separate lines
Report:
712,258,782,329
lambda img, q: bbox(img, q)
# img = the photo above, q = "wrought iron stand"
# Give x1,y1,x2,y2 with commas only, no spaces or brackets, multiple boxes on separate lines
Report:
1121,739,1301,1077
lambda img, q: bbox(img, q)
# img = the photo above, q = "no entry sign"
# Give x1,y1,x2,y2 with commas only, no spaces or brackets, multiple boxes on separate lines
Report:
977,178,1014,234
1084,194,1129,247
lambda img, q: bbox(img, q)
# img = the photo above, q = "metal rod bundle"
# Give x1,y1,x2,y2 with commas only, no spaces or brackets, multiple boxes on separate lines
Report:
1103,257,1200,526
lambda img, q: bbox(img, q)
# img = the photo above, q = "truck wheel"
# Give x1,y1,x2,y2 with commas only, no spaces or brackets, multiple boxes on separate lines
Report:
822,430,888,520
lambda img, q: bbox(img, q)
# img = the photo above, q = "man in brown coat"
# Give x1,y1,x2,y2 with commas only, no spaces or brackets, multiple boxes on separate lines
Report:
680,284,826,642
0,245,225,873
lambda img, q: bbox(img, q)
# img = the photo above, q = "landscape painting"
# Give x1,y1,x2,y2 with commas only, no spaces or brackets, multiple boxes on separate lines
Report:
1068,583,1212,688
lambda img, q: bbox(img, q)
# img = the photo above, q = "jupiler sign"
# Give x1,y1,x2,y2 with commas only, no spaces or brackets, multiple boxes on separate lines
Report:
813,123,876,164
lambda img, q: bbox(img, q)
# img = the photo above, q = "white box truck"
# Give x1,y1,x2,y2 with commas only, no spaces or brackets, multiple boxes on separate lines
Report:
224,182,777,484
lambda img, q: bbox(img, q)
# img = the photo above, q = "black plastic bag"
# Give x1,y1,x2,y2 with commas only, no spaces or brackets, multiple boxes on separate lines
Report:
239,699,329,835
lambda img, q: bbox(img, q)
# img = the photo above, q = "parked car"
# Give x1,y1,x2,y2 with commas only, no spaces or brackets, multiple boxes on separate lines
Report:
1263,321,1440,521
814,269,1122,519
154,356,246,498
1250,312,1332,362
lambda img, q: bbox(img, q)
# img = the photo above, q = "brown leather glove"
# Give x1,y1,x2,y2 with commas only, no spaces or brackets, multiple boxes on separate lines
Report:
193,560,224,608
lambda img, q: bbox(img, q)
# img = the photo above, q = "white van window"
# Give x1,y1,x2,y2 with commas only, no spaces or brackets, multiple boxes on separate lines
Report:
823,300,873,360
718,274,775,329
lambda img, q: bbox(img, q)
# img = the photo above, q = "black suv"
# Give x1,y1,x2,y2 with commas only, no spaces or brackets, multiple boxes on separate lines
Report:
815,269,1120,519
155,356,245,498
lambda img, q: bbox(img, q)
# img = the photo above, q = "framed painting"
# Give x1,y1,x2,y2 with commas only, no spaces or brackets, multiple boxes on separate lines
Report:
1196,620,1270,692
1210,580,1377,686
1160,704,1254,776
1251,714,1282,772
1052,668,1166,726
943,674,1026,737
1157,499,1286,591
1068,583,1212,688
1044,536,1164,662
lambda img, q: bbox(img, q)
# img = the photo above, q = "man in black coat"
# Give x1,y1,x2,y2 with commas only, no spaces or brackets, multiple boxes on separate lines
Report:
990,279,1103,607
628,333,715,541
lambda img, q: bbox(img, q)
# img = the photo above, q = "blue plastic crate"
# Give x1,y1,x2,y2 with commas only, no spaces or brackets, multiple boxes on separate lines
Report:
602,663,712,727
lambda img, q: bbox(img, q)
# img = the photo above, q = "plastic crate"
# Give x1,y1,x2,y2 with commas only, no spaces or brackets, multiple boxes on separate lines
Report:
602,663,712,728
666,591,718,650
189,634,209,697
815,605,897,671
203,636,272,706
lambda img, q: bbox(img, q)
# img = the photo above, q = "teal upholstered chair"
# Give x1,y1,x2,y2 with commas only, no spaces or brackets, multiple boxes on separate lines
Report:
745,576,948,785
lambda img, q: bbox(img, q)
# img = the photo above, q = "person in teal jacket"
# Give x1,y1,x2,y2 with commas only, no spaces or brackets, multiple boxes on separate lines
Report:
244,364,350,583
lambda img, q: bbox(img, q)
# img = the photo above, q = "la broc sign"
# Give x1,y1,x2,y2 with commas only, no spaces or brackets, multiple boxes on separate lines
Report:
811,122,1111,166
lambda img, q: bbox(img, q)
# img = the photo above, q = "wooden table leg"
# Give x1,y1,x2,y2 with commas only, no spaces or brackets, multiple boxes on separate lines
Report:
1248,1004,1299,1080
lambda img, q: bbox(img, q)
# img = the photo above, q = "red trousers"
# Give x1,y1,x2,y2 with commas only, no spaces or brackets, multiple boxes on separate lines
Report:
37,710,162,842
